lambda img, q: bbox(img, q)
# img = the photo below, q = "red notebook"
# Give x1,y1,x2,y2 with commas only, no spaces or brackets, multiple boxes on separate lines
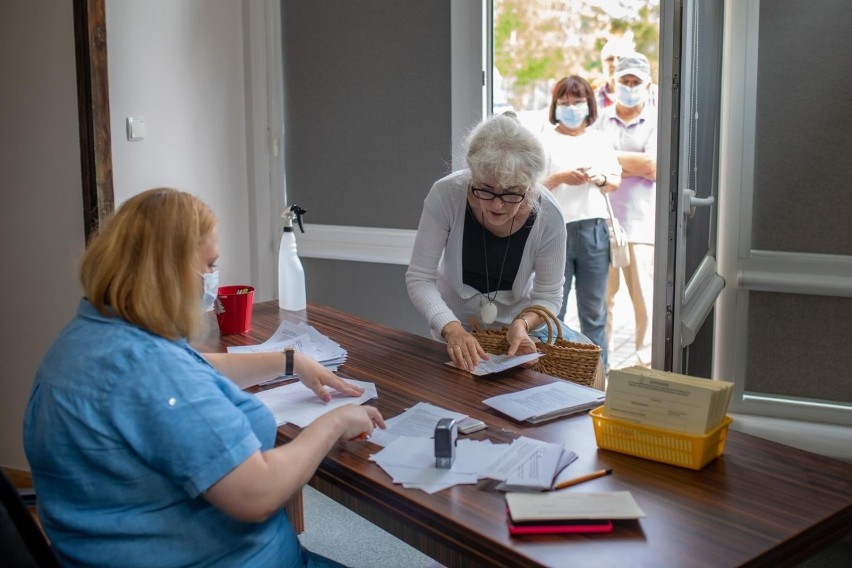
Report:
507,518,613,535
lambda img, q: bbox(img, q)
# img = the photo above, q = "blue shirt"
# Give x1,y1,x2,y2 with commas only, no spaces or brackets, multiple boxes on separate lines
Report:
24,299,302,567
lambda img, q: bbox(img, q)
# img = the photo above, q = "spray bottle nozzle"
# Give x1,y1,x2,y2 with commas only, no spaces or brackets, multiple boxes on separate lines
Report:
282,204,308,233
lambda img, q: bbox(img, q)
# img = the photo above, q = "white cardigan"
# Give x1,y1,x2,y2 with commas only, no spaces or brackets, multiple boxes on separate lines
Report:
406,170,567,339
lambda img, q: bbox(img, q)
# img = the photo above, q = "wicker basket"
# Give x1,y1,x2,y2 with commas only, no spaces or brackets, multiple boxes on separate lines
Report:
471,305,602,387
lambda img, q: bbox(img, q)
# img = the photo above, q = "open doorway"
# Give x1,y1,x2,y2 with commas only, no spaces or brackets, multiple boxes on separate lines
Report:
488,0,661,372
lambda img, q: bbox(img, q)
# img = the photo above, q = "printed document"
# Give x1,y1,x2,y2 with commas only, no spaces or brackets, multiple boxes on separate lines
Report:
227,320,347,383
483,381,605,423
253,378,376,427
604,367,733,435
369,434,577,494
446,352,543,375
369,402,467,447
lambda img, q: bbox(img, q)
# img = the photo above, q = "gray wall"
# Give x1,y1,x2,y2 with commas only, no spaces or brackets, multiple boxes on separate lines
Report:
0,0,87,469
281,0,453,230
746,0,852,403
281,0,453,334
303,259,426,336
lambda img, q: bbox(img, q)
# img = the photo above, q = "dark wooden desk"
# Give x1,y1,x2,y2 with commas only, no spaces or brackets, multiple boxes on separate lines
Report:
196,301,852,568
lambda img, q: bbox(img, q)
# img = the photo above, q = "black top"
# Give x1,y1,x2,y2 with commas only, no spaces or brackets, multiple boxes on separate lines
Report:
462,206,536,294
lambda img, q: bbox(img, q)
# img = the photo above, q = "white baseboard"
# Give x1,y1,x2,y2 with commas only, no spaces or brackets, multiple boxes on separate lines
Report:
296,224,415,266
729,413,852,462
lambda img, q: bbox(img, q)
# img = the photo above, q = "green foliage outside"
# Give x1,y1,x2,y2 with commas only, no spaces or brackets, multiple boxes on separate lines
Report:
494,0,660,111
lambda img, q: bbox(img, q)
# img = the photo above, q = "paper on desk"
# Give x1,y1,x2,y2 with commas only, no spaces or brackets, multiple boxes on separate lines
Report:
370,437,505,472
480,436,576,491
368,402,467,447
496,445,578,492
505,491,646,522
227,320,348,385
370,436,498,494
369,434,576,494
446,352,543,376
253,378,376,427
482,381,605,423
394,466,479,494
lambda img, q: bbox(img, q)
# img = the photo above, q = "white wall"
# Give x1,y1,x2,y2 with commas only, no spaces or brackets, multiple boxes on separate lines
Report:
0,0,259,469
107,0,252,288
0,1,87,469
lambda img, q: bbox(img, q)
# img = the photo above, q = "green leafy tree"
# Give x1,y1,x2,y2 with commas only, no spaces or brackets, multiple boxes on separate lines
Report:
494,0,659,111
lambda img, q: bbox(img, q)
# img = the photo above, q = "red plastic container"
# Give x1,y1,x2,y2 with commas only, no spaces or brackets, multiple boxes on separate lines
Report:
215,285,255,334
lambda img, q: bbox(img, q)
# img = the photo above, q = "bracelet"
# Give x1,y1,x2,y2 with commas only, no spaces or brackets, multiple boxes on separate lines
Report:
283,348,295,376
596,174,607,188
514,314,530,333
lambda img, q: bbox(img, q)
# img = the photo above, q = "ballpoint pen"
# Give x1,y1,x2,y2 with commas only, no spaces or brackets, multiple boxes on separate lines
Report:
552,468,612,490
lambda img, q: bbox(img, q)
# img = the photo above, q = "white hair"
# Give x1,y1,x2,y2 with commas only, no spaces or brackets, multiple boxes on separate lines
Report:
465,114,545,201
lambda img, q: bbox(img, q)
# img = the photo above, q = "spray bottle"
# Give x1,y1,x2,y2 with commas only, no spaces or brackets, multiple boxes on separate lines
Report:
278,204,307,311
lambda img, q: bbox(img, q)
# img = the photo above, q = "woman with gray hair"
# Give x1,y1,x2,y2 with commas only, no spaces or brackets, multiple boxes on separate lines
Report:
407,113,587,372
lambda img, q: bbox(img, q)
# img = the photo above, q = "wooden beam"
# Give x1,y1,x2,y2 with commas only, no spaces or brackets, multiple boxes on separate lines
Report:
73,0,113,241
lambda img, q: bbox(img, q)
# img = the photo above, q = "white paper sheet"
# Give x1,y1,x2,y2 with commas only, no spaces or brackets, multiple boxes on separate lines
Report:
482,381,605,423
446,352,544,376
253,378,377,427
227,320,347,385
368,402,467,447
369,433,577,494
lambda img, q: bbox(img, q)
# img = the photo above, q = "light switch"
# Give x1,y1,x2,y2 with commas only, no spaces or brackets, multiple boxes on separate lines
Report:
126,117,145,141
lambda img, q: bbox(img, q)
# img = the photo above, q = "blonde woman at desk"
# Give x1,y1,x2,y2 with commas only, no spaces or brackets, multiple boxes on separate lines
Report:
407,113,590,372
24,188,384,568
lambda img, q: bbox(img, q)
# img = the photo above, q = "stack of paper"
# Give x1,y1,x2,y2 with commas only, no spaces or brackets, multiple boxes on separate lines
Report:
505,491,645,534
604,366,733,435
482,381,605,424
369,434,577,494
365,403,580,494
227,320,347,385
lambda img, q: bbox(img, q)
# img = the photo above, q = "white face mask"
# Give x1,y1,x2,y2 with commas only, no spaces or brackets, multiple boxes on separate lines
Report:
616,83,647,108
555,102,589,129
199,270,219,312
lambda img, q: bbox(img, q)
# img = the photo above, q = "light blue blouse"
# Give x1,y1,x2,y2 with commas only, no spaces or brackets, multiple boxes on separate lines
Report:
24,299,302,567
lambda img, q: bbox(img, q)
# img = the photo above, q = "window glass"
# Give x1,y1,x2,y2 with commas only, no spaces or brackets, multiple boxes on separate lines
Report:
492,0,660,114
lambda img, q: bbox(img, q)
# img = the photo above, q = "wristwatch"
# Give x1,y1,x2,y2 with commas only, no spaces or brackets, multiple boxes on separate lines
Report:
283,348,295,376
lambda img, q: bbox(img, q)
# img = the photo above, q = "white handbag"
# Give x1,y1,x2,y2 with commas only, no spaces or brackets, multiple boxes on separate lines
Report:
603,190,630,268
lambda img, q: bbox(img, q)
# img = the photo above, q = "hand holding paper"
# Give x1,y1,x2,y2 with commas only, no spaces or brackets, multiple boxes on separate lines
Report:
448,352,543,376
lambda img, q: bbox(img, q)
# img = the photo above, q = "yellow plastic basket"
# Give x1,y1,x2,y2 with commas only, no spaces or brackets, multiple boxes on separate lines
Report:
589,406,732,470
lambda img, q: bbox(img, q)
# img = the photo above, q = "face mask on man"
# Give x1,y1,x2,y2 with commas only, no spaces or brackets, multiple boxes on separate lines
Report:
199,271,219,312
555,102,589,129
616,83,647,108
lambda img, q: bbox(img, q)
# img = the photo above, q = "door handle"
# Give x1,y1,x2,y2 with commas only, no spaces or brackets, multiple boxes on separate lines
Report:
681,256,725,347
683,188,714,218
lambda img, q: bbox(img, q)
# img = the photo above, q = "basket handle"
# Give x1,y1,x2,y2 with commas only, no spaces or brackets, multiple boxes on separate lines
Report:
517,305,563,345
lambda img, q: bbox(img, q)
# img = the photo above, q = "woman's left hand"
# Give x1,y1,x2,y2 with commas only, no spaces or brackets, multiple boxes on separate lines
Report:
295,353,364,403
506,320,539,367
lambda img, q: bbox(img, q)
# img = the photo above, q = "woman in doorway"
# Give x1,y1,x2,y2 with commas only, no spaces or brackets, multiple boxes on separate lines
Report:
594,53,658,367
406,113,589,373
24,188,384,567
539,75,622,370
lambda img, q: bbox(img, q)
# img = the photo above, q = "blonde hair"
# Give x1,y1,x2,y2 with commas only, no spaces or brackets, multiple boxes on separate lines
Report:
80,188,217,341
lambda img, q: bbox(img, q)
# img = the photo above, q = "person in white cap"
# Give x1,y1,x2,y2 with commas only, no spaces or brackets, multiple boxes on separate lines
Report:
594,52,658,368
595,38,658,111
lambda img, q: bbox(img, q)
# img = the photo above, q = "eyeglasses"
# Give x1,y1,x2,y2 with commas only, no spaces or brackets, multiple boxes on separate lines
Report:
470,185,527,204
